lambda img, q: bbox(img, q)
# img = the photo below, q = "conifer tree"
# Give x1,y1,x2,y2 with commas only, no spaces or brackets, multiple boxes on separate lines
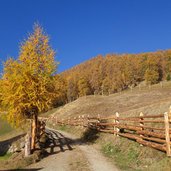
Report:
77,77,91,97
2,24,57,150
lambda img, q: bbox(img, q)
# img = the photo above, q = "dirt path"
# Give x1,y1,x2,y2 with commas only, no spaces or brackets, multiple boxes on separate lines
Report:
27,128,119,171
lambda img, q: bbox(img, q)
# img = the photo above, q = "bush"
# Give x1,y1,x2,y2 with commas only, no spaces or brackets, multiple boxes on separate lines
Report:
166,73,171,81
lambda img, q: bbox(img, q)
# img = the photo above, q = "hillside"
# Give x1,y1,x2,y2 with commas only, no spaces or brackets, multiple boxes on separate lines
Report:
46,82,171,170
49,82,171,120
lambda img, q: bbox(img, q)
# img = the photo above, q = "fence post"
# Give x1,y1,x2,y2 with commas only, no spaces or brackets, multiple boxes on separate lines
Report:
82,115,84,128
116,112,120,136
139,112,144,131
87,115,90,127
97,114,100,130
169,106,171,122
25,133,31,157
164,112,171,156
139,112,144,146
51,116,55,126
50,116,52,124
114,114,116,136
68,117,70,125
160,81,163,88
78,115,81,127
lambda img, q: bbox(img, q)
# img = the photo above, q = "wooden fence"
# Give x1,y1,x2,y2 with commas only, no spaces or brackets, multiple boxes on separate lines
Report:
42,107,171,157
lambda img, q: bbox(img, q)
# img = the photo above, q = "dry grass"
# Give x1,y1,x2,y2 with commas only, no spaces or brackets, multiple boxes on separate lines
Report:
45,81,171,171
48,81,171,120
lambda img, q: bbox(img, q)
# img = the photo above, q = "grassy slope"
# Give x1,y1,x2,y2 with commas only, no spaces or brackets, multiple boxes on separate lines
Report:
46,81,171,119
0,118,13,137
45,81,171,171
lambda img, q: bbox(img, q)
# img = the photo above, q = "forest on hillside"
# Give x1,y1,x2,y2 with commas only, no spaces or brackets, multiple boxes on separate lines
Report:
60,50,171,103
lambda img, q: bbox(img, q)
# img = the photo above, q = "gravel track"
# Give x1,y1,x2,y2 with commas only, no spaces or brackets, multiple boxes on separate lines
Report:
27,128,119,171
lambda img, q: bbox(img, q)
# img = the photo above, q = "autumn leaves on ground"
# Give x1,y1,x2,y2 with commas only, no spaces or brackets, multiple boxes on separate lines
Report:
1,24,171,170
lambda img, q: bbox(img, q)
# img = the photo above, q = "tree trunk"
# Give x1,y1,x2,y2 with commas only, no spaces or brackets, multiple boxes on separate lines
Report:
31,113,38,151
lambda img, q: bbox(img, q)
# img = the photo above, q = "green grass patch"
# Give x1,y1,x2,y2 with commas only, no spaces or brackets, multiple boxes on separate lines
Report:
0,153,12,160
58,125,69,131
101,141,141,171
0,117,13,136
100,135,171,171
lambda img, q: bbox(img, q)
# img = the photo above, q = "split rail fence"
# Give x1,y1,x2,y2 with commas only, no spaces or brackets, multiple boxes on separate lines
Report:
42,107,171,157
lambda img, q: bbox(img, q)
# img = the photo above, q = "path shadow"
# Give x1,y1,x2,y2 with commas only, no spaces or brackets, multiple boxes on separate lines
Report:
81,127,99,143
0,134,26,155
44,129,73,157
1,168,43,171
44,126,100,157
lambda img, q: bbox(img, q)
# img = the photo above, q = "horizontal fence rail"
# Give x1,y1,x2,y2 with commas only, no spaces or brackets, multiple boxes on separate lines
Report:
40,106,171,157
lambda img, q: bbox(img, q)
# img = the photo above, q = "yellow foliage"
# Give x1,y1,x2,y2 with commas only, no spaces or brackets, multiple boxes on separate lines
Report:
2,24,57,127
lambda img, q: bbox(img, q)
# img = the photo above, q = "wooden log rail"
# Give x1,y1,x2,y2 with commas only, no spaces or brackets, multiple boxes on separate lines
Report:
43,106,171,157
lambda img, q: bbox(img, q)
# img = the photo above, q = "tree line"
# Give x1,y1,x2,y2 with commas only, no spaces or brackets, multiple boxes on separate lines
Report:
61,50,171,102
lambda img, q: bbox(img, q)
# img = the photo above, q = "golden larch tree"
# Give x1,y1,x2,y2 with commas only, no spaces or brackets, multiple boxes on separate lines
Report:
2,24,57,150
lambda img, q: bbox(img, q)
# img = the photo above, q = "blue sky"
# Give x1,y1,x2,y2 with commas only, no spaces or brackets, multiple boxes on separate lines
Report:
1,0,171,73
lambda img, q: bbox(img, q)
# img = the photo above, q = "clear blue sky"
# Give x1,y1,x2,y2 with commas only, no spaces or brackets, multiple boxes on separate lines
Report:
1,0,171,73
